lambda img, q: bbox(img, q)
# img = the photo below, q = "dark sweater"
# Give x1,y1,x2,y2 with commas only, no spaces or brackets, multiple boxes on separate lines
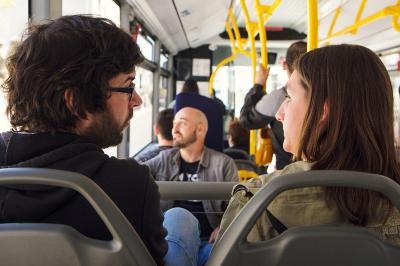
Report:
0,131,167,265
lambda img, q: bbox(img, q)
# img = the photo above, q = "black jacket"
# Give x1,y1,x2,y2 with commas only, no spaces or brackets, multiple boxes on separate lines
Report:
0,131,167,265
240,84,292,169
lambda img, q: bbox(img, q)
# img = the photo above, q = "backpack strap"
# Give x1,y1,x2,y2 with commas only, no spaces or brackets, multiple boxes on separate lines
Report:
266,209,287,234
233,183,287,234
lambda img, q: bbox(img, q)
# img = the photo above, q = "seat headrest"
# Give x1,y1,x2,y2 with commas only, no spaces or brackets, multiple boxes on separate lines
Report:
175,93,223,151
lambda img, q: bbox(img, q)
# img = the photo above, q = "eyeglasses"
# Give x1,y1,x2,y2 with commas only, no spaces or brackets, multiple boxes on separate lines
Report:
108,85,135,101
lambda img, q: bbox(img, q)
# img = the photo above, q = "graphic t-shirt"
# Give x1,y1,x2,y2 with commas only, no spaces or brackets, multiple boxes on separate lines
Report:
173,158,214,238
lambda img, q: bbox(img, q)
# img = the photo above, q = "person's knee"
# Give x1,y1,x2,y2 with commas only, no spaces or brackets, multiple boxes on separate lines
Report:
165,207,198,227
164,207,200,241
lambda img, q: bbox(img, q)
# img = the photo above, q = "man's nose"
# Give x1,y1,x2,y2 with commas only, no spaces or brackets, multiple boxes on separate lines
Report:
130,91,142,108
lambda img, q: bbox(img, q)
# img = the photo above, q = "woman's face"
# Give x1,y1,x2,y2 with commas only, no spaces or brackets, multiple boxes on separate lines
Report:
275,70,309,155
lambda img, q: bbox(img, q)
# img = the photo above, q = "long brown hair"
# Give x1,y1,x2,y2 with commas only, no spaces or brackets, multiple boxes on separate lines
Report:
295,44,400,225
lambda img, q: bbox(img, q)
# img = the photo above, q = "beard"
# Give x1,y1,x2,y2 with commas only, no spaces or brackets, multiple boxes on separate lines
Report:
81,109,132,149
173,130,197,148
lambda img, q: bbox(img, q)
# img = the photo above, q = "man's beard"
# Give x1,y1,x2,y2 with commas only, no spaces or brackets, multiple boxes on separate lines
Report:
82,109,132,148
173,130,197,148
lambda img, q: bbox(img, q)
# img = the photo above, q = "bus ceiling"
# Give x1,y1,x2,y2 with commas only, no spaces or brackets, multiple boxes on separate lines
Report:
128,0,400,54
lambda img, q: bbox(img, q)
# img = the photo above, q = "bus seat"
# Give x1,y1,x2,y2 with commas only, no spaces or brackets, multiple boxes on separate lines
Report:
207,170,400,266
175,92,224,152
238,170,258,182
255,128,273,166
234,159,260,182
224,148,250,160
234,159,259,172
0,168,156,266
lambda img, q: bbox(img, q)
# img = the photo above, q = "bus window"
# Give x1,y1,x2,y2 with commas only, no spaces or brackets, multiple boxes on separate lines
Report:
159,75,168,111
137,34,154,61
160,53,169,70
129,67,154,156
62,0,120,26
0,0,28,132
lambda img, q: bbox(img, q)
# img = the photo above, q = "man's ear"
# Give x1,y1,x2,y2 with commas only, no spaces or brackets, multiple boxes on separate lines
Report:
64,89,75,113
154,125,159,135
64,89,87,120
197,122,206,136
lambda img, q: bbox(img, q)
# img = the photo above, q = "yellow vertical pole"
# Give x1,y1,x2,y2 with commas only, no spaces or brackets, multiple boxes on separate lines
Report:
352,0,367,34
392,0,400,32
240,0,257,83
255,0,269,75
307,0,318,51
250,1,268,157
325,7,341,46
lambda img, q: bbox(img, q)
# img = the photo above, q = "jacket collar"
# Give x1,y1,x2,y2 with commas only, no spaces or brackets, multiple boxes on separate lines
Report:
172,146,211,169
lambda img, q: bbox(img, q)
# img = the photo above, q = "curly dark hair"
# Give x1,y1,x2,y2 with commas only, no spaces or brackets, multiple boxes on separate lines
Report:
2,15,143,132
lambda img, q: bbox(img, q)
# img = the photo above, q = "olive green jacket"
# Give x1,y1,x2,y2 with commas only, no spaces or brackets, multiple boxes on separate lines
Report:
217,161,400,245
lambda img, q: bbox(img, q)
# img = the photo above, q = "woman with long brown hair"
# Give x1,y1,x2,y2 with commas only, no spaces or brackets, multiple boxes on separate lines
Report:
217,44,400,243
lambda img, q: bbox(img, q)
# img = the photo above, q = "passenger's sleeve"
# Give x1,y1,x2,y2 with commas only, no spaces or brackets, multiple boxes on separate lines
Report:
240,84,275,129
255,88,286,118
224,158,239,182
142,170,168,265
143,156,158,179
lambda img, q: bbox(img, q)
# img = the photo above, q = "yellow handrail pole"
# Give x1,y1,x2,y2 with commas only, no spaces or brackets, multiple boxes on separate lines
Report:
255,0,269,72
209,19,237,95
250,0,269,157
228,9,247,51
352,0,367,34
392,0,400,32
209,54,237,94
241,0,261,158
307,0,318,51
261,0,282,21
250,0,282,157
320,3,400,45
240,0,257,83
324,7,341,46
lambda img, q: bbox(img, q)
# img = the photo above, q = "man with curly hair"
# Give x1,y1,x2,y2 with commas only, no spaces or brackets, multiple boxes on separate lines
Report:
0,15,168,264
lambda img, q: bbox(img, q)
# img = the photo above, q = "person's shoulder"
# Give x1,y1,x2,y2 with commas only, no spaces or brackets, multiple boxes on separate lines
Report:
144,147,179,166
260,161,313,185
206,147,234,161
152,147,179,160
102,156,152,181
91,156,157,198
135,145,162,163
159,147,179,156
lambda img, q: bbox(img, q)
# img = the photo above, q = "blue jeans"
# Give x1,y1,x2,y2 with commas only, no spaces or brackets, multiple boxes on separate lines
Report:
163,208,213,266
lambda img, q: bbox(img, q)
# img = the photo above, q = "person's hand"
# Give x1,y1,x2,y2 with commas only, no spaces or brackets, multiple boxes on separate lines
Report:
209,226,220,244
255,65,270,86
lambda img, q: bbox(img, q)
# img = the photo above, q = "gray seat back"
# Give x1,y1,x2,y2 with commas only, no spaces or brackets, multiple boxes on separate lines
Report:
207,170,400,266
0,168,156,266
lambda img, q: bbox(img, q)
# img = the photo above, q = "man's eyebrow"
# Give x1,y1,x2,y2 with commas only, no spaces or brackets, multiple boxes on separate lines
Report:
124,76,135,83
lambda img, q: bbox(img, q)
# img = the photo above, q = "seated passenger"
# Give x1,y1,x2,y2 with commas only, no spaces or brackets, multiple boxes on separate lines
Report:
134,108,174,163
145,106,239,265
0,15,167,264
224,118,250,160
168,78,199,108
217,44,400,244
